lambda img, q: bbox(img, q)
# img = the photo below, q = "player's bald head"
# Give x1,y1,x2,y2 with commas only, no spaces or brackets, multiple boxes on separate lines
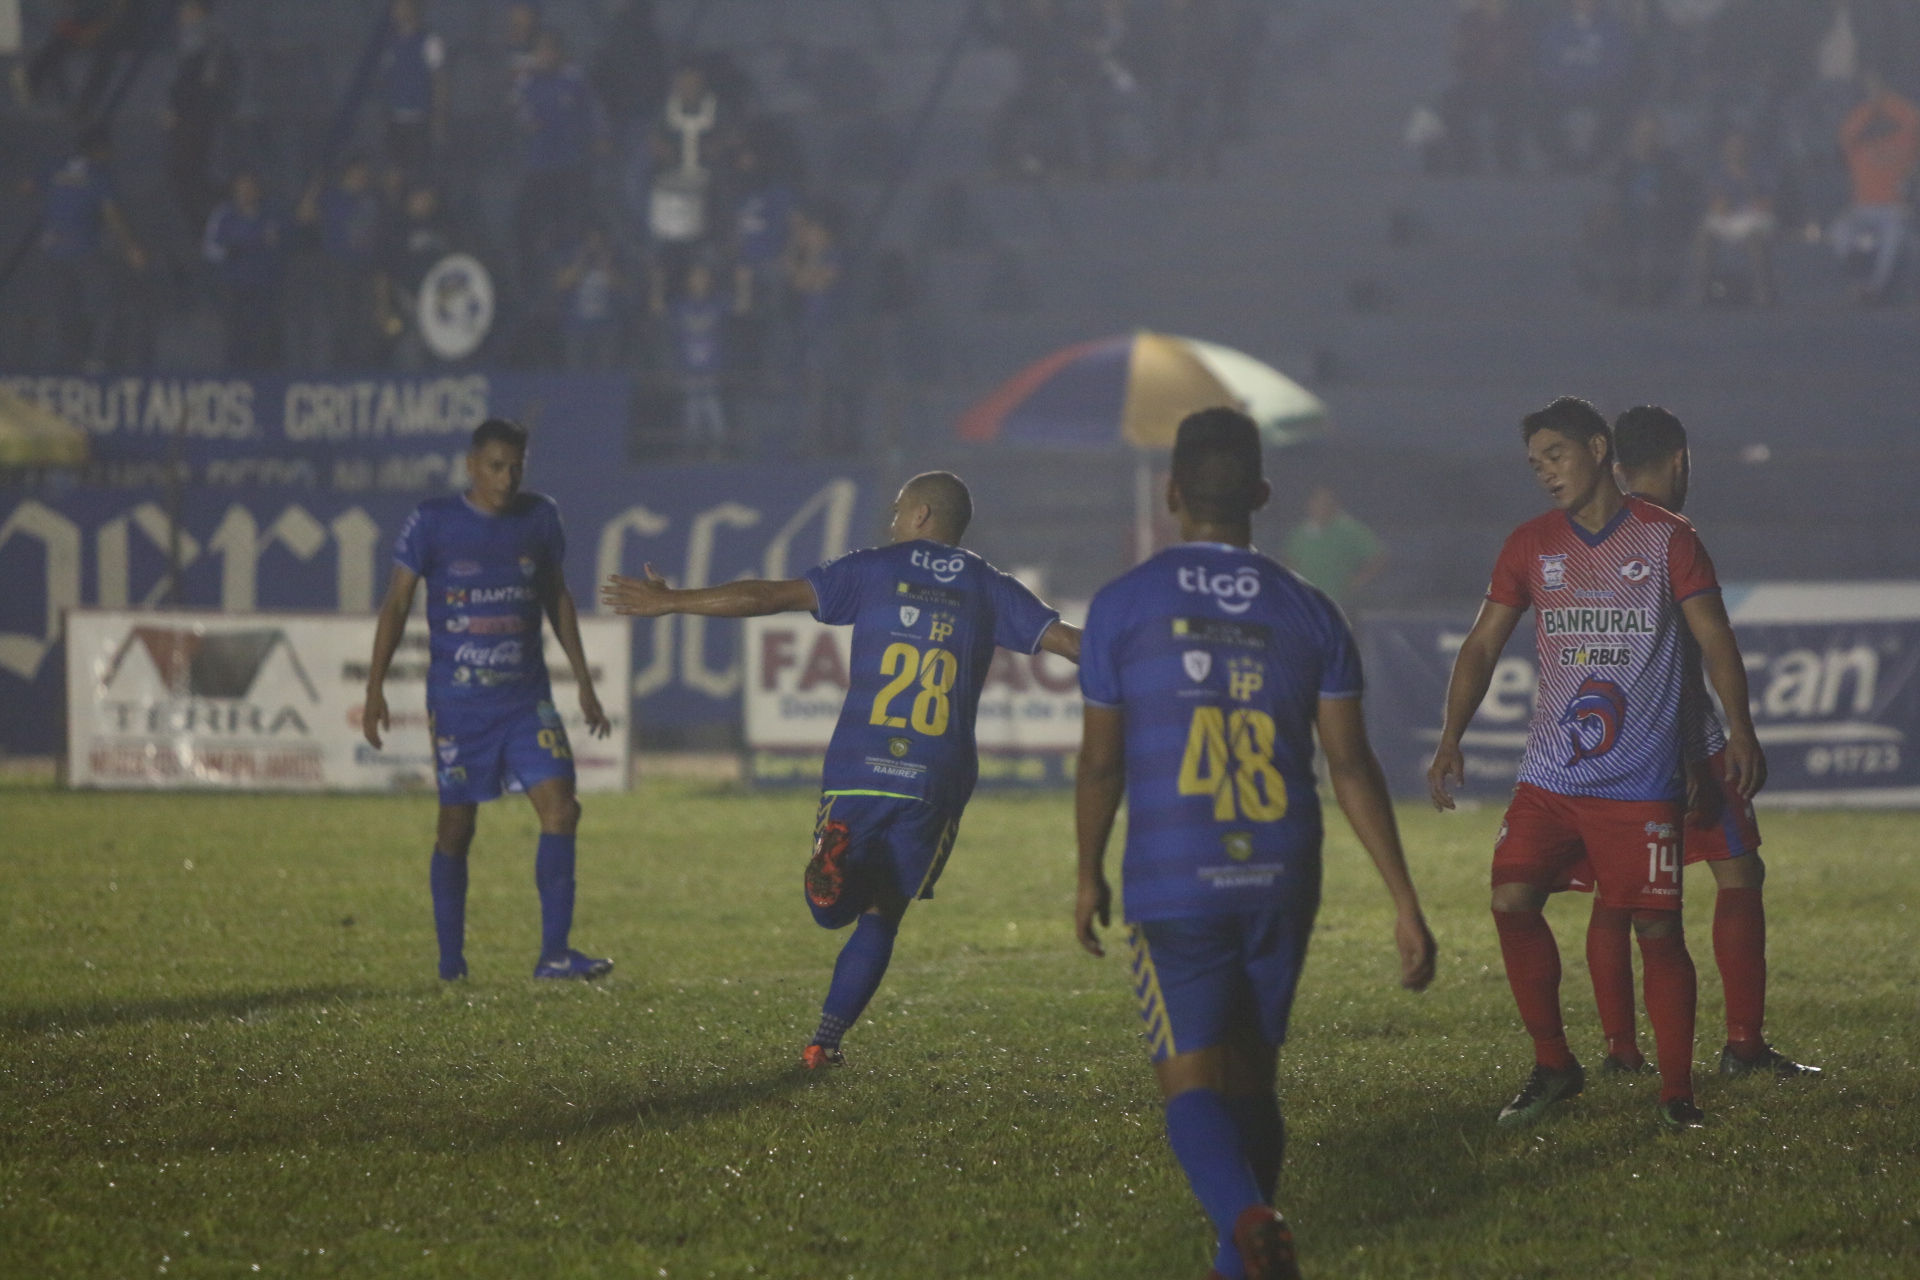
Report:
1171,408,1267,524
898,471,972,543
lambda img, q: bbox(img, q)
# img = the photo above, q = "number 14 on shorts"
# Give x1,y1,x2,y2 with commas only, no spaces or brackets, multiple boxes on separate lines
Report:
1647,837,1679,885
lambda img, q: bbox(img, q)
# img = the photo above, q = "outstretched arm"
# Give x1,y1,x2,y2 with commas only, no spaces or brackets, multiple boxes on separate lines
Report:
1682,591,1766,799
1073,704,1125,957
1426,598,1524,810
601,563,819,618
1039,620,1081,663
1320,695,1438,991
363,565,419,749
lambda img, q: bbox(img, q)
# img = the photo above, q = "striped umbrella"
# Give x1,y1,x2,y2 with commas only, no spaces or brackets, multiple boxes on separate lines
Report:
957,331,1327,556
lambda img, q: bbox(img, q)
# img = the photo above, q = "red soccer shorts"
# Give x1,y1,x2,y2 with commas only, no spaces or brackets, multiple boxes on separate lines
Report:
1494,782,1686,911
1552,750,1762,891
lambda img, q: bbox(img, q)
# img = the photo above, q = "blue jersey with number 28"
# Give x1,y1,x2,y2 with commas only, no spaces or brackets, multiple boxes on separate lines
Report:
1080,543,1363,922
806,540,1059,812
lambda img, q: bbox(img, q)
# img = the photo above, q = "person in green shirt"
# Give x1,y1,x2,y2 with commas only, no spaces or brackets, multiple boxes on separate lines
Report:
1282,485,1387,605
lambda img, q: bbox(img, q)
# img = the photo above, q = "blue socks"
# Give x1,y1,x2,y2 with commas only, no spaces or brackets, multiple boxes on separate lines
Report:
534,832,576,960
1228,1090,1286,1206
813,912,898,1049
1165,1088,1267,1280
430,850,468,979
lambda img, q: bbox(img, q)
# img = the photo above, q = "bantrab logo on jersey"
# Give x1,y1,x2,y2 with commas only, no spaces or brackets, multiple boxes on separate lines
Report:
1176,565,1261,614
1560,677,1626,766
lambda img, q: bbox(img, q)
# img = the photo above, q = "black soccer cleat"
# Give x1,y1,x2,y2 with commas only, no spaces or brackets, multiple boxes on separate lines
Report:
1496,1061,1585,1128
1598,1053,1656,1077
1719,1044,1821,1079
532,949,613,980
1231,1206,1302,1280
1659,1097,1707,1130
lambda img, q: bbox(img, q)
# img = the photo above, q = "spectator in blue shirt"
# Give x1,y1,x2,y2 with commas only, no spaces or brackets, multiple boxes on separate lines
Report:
1533,0,1636,171
511,28,607,285
203,171,289,370
554,224,628,372
31,126,146,372
657,259,732,457
297,157,386,368
377,0,446,178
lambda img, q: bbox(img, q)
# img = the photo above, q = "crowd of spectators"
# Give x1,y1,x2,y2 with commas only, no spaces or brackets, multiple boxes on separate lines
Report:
1425,0,1920,307
985,0,1268,181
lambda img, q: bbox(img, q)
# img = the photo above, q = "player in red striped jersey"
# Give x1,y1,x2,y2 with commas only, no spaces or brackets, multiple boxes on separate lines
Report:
1428,398,1766,1130
1573,407,1818,1080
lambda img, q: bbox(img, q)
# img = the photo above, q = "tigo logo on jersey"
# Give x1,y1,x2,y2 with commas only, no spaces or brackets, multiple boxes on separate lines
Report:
1182,650,1212,682
899,606,921,628
910,548,966,583
1539,554,1568,591
1618,559,1652,582
1176,566,1261,614
1560,677,1626,766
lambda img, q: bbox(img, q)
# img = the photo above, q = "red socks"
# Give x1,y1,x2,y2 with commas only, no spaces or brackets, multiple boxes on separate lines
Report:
1494,910,1575,1071
1714,886,1767,1056
1633,916,1698,1103
1585,903,1641,1064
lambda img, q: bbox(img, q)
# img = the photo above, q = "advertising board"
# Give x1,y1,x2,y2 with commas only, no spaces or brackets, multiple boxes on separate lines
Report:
65,609,630,792
742,605,1086,788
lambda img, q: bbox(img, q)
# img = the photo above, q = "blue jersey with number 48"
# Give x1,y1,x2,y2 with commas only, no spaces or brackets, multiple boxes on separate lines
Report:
1080,543,1363,922
806,540,1059,812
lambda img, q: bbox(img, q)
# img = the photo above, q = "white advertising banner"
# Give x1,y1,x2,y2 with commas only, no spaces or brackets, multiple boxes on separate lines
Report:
743,605,1086,786
65,610,630,792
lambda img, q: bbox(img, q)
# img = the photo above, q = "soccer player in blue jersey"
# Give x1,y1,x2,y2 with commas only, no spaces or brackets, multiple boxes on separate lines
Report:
363,418,614,981
1074,410,1437,1280
603,471,1081,1066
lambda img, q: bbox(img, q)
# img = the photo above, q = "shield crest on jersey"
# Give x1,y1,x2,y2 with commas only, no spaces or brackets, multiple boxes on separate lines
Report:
1183,650,1212,682
899,606,921,628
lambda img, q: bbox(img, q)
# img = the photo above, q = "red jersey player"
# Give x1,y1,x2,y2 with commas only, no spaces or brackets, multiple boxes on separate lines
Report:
1427,397,1766,1130
1571,407,1816,1079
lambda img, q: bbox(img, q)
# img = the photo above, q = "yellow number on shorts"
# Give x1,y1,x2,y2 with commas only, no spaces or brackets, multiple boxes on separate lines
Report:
869,642,919,728
1177,705,1288,822
910,647,958,736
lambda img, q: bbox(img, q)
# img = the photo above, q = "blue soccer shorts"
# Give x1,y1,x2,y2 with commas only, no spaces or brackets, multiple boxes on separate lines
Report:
430,699,575,806
1126,902,1320,1063
805,793,961,929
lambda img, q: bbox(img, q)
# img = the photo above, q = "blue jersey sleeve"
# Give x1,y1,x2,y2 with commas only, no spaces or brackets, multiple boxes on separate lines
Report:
987,569,1060,655
1318,597,1364,698
1078,587,1123,708
393,503,430,576
804,550,867,626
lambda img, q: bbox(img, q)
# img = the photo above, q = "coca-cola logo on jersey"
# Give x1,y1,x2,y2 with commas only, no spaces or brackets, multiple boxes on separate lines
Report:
1176,566,1260,615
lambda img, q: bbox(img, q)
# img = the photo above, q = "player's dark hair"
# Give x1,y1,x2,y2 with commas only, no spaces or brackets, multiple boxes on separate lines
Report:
1171,408,1264,523
902,471,972,541
1520,397,1611,465
1612,406,1688,473
471,418,529,454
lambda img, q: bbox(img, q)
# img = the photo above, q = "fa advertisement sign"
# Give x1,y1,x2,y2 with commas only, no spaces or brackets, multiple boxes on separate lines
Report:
1361,584,1920,807
65,609,630,792
742,605,1086,788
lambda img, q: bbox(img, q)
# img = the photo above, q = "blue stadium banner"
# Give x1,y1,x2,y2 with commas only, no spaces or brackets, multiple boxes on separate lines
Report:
1360,585,1920,808
0,372,875,755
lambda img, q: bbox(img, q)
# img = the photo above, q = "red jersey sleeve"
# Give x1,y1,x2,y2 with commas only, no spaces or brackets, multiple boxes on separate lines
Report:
1486,527,1533,610
1667,524,1721,603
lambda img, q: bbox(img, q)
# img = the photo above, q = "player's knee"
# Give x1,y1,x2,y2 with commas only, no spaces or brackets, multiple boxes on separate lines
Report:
539,795,581,834
1713,853,1765,889
1490,882,1545,914
1630,909,1681,939
436,817,476,857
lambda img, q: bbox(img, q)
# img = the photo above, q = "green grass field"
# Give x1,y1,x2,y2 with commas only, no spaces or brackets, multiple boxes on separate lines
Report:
1,779,1915,1279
